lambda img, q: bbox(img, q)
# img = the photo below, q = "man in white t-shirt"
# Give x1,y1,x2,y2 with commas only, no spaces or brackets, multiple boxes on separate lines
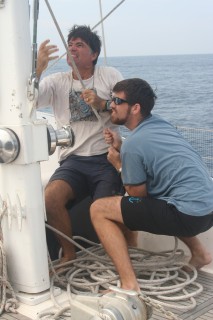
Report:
36,25,136,263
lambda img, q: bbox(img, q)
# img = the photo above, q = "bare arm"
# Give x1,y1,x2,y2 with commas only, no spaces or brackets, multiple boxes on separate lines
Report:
81,89,107,112
107,146,122,172
125,184,147,197
36,40,59,79
104,128,122,151
107,142,147,197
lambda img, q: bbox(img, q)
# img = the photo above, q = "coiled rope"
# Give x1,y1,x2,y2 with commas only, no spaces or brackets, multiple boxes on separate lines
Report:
40,224,203,320
0,206,203,320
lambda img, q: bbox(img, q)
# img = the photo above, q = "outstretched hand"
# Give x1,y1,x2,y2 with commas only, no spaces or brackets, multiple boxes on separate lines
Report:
36,40,59,78
103,128,122,151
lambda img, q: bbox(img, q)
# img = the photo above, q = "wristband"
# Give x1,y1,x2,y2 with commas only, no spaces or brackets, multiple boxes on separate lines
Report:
103,100,111,111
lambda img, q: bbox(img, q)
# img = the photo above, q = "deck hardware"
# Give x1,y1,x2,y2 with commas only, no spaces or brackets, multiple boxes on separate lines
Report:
0,128,20,163
47,124,75,155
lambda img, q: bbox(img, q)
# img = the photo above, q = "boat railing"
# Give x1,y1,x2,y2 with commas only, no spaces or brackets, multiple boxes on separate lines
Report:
176,126,213,177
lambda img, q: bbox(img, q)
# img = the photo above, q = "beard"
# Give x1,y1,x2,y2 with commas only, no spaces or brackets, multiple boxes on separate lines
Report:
110,109,130,125
111,117,126,125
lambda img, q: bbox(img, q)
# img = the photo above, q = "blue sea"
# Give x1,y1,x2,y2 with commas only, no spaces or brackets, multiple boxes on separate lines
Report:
43,53,213,129
42,54,213,175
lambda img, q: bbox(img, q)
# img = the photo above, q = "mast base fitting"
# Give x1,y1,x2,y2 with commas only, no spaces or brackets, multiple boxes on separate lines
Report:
0,128,20,163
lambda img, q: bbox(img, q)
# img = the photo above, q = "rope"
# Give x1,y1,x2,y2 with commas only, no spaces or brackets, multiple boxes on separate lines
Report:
0,202,19,316
99,0,107,65
44,0,102,122
40,225,203,320
45,0,126,72
44,0,85,89
0,210,204,319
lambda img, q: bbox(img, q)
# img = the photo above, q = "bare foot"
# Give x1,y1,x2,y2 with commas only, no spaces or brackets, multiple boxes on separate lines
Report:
50,254,76,277
179,236,212,271
100,286,140,295
182,251,212,272
189,251,212,269
122,285,141,292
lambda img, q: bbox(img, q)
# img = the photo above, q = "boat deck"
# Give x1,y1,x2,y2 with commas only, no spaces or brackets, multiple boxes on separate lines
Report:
150,270,213,320
1,270,212,320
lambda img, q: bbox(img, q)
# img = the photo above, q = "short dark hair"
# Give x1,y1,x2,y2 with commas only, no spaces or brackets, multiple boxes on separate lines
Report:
113,78,157,117
67,25,101,65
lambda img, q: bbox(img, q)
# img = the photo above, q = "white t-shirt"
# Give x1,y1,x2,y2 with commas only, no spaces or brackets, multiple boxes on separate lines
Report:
37,66,123,161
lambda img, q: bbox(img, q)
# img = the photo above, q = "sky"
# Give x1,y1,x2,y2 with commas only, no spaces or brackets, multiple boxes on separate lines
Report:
30,0,213,57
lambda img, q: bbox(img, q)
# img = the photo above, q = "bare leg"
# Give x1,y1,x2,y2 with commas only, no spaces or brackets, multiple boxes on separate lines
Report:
179,236,212,269
119,225,138,247
45,180,76,262
90,196,140,292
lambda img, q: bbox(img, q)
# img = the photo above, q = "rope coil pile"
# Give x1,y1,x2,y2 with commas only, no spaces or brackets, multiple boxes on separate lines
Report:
0,211,204,320
43,227,203,320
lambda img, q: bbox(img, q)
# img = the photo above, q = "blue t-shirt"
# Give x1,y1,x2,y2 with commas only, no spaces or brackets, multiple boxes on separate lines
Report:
121,114,213,216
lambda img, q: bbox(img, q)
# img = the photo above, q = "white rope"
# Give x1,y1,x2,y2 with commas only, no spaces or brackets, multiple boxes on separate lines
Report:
99,0,107,65
44,0,85,89
45,0,126,72
0,209,204,320
41,225,204,320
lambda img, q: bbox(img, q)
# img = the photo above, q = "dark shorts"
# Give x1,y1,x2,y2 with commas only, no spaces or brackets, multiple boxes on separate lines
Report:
121,197,213,237
50,153,124,202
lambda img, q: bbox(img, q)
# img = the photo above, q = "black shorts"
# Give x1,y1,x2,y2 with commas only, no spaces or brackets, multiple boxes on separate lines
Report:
121,197,213,237
49,153,124,201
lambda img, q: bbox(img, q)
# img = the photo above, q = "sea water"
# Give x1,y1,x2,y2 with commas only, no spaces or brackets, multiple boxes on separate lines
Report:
41,54,213,174
42,53,213,129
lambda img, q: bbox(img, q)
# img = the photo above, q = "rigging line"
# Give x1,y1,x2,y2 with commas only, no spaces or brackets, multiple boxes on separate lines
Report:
44,0,85,89
92,0,125,30
31,0,39,79
44,0,101,120
45,0,126,71
99,0,107,65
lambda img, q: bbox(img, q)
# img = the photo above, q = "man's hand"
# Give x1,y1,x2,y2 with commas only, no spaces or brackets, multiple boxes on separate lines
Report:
36,40,59,79
81,89,105,111
107,146,121,172
104,128,122,151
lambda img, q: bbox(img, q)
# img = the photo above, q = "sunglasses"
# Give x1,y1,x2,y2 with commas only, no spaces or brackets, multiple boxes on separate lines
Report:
111,97,128,105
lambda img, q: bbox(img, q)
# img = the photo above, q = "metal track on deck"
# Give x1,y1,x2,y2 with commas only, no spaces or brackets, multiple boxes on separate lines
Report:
1,270,212,320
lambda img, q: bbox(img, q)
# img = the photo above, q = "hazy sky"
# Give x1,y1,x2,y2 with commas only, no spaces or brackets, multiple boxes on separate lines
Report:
31,0,213,57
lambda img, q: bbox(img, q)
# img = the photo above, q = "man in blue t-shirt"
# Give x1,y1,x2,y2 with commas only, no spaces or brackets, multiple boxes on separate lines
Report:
90,78,213,293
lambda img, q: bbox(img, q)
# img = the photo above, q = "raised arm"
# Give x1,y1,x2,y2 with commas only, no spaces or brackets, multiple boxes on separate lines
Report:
36,40,59,79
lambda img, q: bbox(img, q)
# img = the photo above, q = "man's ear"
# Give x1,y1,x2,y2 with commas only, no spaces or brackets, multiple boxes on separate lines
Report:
91,52,98,62
131,103,141,115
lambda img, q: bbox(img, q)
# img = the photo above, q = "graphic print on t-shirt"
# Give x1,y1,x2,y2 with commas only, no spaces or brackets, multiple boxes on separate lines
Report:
69,89,97,122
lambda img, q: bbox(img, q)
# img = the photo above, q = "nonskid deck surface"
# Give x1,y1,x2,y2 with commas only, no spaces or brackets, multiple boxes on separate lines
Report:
1,270,212,320
150,270,213,320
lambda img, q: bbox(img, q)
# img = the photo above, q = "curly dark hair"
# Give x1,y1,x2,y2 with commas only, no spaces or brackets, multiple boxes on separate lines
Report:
113,78,157,117
67,25,101,65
